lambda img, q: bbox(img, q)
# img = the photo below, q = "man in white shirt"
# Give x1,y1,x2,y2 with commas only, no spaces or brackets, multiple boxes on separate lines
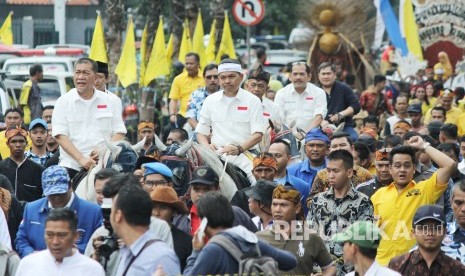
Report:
196,59,266,184
332,221,400,276
245,65,281,123
0,209,11,250
16,208,105,276
95,61,123,113
52,58,126,178
275,62,327,133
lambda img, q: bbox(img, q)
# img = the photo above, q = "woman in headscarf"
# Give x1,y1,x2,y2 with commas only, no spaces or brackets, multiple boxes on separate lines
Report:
434,51,453,81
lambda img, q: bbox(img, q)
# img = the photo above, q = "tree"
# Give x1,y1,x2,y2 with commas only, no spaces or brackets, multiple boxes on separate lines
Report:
104,0,126,85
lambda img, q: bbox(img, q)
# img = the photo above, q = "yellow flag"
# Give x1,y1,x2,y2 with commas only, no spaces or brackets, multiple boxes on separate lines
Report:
178,19,192,64
144,17,169,86
89,12,108,63
115,17,137,88
402,0,423,60
139,23,148,86
216,11,236,63
0,12,13,46
192,11,206,68
205,19,216,64
166,33,174,70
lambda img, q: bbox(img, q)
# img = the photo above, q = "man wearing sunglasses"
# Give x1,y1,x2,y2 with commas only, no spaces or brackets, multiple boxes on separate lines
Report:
187,64,220,130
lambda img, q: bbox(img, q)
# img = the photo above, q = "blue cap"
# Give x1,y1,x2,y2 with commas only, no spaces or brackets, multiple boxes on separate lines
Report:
29,118,48,131
143,162,173,178
304,128,330,144
42,165,70,196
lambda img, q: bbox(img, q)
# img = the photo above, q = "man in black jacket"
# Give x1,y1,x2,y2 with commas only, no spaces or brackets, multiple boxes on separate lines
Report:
0,127,44,203
318,62,361,141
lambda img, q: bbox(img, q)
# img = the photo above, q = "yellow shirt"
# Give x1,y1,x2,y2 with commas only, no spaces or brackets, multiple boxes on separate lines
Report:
0,130,32,159
423,106,463,125
371,172,447,265
457,113,465,137
168,71,205,117
368,163,376,176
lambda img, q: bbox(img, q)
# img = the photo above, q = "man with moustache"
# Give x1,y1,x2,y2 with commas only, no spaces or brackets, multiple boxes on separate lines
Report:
275,62,327,134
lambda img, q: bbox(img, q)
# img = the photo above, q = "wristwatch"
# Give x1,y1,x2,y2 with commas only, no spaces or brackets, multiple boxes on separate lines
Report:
422,142,431,150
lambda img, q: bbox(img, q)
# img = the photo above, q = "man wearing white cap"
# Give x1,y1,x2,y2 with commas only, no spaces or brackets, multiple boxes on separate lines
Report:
195,59,265,184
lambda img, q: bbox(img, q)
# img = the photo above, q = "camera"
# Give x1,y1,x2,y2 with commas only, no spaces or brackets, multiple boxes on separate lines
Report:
98,198,119,259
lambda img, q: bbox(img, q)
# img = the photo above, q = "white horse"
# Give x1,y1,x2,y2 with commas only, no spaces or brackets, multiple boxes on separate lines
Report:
74,138,146,203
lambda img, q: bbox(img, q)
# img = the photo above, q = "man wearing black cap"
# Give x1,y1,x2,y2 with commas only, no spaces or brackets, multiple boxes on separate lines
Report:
246,65,281,122
244,180,276,231
408,103,426,133
173,166,257,235
94,61,123,115
388,205,465,274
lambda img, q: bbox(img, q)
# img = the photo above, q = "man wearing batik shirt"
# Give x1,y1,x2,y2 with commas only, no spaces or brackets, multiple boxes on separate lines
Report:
442,181,465,264
388,205,465,274
245,65,281,122
308,132,373,205
308,149,373,275
356,148,393,199
186,64,220,130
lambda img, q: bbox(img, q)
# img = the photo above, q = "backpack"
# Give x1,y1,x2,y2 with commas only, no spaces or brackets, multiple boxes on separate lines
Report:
210,235,279,276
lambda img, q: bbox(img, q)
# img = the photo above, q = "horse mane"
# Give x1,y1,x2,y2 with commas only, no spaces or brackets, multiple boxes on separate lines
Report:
191,143,238,201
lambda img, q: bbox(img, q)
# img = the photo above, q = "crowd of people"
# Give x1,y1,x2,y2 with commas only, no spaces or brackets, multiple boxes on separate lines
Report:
0,49,465,276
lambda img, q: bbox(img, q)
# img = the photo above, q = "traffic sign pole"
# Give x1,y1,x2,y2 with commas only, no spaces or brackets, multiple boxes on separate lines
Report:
247,26,251,70
232,0,265,69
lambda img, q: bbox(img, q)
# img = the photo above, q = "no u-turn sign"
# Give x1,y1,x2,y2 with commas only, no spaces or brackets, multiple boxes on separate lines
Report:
232,0,265,26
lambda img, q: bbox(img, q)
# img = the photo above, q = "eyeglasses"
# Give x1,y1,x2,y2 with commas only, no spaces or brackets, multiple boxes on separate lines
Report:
144,180,169,188
205,75,219,80
415,224,444,234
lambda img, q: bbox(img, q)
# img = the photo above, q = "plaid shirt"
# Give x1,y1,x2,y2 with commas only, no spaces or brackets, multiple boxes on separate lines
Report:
186,87,209,121
25,150,52,166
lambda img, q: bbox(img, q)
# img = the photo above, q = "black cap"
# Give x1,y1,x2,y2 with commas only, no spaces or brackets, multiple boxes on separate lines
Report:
244,180,277,207
413,204,445,226
407,104,422,114
96,61,109,76
189,166,219,186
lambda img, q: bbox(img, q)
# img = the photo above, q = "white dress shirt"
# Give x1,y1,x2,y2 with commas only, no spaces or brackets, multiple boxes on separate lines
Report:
52,89,127,171
196,88,265,147
0,209,11,250
345,260,401,276
16,249,105,276
275,82,327,133
262,97,282,123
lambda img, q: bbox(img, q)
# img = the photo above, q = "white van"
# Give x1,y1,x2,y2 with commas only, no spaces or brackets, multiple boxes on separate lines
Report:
3,72,74,106
2,56,77,74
